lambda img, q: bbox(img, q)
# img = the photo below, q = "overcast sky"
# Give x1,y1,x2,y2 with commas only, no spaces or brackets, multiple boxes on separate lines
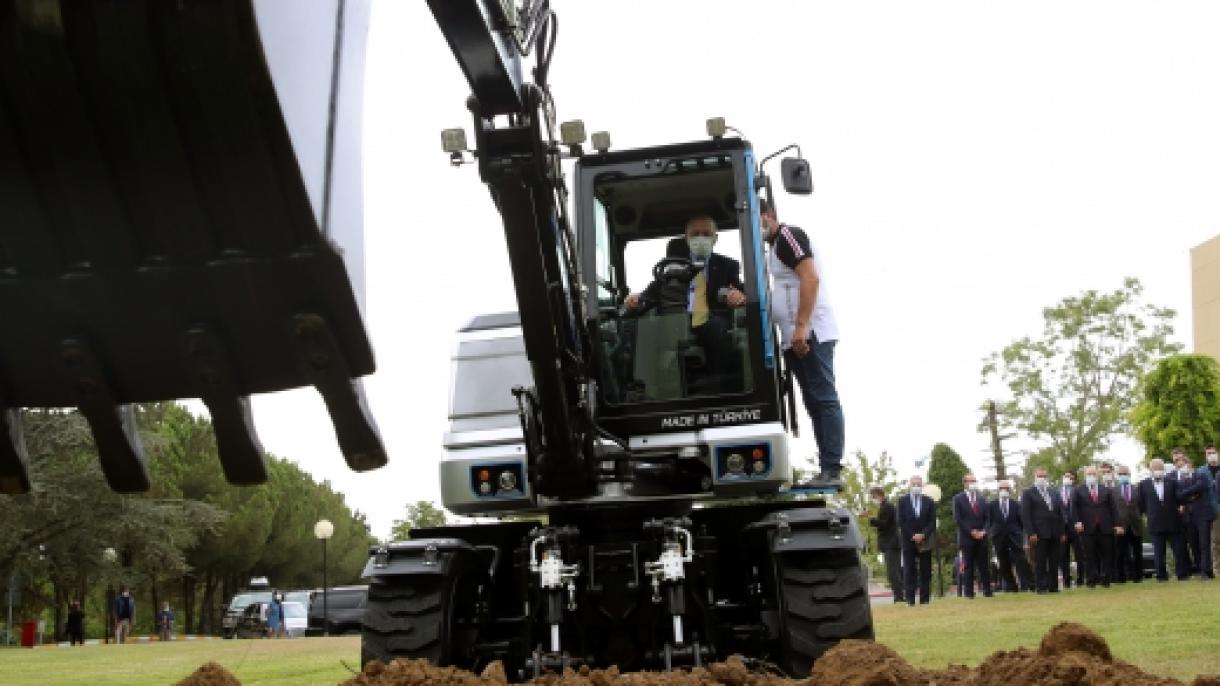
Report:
242,1,1220,539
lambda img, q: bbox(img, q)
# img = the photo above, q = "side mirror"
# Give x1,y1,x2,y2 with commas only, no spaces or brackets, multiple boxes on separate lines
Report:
780,157,813,195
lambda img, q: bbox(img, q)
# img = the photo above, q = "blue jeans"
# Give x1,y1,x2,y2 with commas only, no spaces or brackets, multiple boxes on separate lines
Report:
785,338,844,473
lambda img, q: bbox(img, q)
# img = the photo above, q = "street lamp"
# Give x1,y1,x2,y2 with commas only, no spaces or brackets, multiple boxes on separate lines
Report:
314,519,334,636
102,548,117,644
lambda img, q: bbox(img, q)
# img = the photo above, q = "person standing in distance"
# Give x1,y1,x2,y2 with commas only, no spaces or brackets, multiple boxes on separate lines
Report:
1070,465,1123,587
1021,467,1066,593
866,486,904,603
759,199,842,485
1138,457,1186,581
1176,452,1215,579
1205,444,1220,576
989,480,1033,592
1112,464,1143,583
952,473,993,597
897,475,936,605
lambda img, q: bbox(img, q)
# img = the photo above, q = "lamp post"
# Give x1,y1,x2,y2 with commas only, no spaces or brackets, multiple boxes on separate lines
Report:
314,519,334,636
102,548,117,644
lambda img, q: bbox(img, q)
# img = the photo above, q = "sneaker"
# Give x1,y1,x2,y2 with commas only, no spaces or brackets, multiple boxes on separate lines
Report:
808,470,843,489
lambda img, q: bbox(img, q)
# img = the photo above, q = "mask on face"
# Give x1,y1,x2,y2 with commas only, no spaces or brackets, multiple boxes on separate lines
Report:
1152,469,1164,479
1179,466,1191,476
910,485,923,496
1102,474,1115,485
998,490,1010,500
687,235,715,260
1035,477,1049,488
1063,478,1074,487
871,497,883,506
1118,474,1131,485
1085,475,1097,487
965,482,977,492
1208,453,1218,465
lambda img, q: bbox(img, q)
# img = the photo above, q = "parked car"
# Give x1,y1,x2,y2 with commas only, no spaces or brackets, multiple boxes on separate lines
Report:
221,590,273,639
234,600,308,638
1142,542,1156,578
306,585,367,636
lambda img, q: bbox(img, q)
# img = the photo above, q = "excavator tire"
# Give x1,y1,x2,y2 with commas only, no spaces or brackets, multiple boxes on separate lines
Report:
361,572,469,668
773,547,874,677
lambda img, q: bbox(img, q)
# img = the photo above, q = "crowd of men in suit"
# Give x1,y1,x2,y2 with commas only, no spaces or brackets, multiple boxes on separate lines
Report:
867,446,1219,604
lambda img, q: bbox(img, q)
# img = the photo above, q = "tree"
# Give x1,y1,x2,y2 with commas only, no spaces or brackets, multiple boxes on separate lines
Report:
926,442,970,595
981,277,1180,475
1131,354,1220,461
841,450,900,579
390,501,449,542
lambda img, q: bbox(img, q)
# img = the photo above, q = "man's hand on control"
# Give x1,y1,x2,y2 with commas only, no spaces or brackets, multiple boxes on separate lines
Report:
725,286,746,308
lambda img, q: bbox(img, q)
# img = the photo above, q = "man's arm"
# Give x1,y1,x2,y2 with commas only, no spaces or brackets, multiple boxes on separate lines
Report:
922,500,937,539
791,259,819,356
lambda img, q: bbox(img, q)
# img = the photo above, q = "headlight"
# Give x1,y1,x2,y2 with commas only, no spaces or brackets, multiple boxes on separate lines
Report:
725,453,746,474
498,470,518,491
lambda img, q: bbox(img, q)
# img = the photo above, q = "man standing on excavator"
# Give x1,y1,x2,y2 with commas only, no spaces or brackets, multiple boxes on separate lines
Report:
760,199,843,485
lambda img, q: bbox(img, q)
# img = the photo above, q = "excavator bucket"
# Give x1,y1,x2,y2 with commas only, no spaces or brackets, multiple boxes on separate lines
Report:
0,0,385,493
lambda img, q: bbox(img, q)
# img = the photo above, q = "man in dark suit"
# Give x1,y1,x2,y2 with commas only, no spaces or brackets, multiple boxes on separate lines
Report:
1177,454,1216,579
1057,470,1085,588
1112,464,1143,583
866,486,903,602
625,215,746,394
1070,465,1123,587
951,473,992,597
1139,457,1187,581
989,480,1033,592
1021,466,1066,593
897,475,937,605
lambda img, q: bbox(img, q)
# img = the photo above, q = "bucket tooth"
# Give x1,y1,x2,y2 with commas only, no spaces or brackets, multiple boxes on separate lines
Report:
0,406,32,495
60,339,149,493
183,326,267,485
292,313,387,472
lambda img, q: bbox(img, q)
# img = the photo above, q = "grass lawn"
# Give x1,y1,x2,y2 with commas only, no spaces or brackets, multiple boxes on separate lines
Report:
872,579,1219,681
1,581,1215,685
0,635,361,686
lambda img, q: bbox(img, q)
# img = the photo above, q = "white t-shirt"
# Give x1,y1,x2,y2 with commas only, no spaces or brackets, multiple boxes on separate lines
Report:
767,224,838,349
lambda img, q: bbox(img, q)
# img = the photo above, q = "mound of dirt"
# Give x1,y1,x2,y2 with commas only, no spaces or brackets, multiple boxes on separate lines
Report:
174,661,242,686
205,621,1220,686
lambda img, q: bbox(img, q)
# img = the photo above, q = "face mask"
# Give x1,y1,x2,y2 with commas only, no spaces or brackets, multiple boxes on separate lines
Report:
1063,478,1074,486
998,490,1010,500
1152,469,1164,479
1085,476,1097,487
1035,477,1048,488
910,485,922,496
966,483,978,492
687,235,715,260
871,497,882,506
1179,466,1191,476
1102,475,1115,485
1118,475,1131,485
1208,453,1218,465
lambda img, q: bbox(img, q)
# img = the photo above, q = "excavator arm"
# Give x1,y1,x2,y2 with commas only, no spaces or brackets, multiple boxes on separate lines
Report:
428,0,599,498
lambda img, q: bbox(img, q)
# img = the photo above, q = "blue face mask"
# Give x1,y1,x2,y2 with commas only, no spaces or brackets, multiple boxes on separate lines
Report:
1118,475,1131,485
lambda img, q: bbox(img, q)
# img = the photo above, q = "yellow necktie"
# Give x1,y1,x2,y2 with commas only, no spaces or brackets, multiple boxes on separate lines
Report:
691,272,708,327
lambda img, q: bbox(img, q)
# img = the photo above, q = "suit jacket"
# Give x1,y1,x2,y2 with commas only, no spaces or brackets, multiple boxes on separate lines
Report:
641,242,745,315
897,493,937,549
1072,484,1121,534
868,499,900,550
952,491,991,545
1178,468,1217,522
1112,481,1143,535
988,497,1023,541
1138,477,1182,534
1058,484,1079,535
1020,485,1065,539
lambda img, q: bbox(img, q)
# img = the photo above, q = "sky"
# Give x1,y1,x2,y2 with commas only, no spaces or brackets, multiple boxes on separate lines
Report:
238,1,1220,539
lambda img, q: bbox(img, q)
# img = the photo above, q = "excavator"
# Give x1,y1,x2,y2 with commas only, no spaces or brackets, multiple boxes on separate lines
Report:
0,0,871,678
